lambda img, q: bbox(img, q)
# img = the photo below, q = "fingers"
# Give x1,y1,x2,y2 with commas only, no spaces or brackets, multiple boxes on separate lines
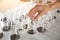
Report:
28,5,48,20
28,5,39,19
33,11,41,20
34,12,43,20
34,7,49,20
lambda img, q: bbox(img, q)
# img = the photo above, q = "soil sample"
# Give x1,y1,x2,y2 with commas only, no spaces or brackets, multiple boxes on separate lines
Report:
3,26,11,31
37,27,46,33
27,29,36,34
23,24,28,29
3,17,7,22
10,34,20,40
0,32,3,38
54,16,56,19
57,10,60,13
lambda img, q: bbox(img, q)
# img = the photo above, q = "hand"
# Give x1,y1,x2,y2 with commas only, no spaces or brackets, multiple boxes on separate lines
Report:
28,5,48,20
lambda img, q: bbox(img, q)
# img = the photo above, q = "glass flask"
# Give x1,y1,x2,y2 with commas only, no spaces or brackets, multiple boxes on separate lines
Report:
24,14,36,34
0,13,4,38
15,15,27,35
2,17,11,31
0,20,3,39
36,10,56,32
37,14,47,32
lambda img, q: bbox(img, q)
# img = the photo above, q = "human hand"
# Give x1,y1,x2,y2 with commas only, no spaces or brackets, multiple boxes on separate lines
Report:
28,5,48,20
